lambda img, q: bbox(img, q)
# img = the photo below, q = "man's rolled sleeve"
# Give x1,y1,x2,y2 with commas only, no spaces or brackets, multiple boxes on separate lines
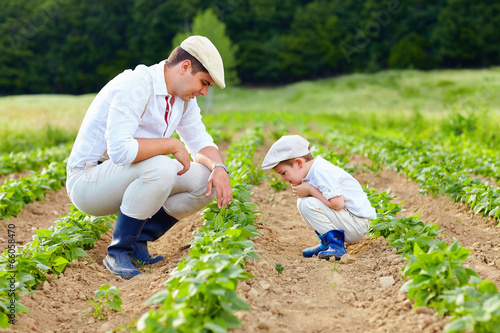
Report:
105,72,150,165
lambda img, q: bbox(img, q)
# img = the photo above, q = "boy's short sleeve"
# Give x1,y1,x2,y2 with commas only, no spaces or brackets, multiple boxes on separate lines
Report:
313,170,342,200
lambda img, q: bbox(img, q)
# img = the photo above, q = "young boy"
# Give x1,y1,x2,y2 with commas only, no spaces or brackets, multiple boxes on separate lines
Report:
262,135,376,260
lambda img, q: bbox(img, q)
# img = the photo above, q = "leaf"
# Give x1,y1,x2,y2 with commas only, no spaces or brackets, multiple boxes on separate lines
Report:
203,321,227,333
71,247,89,259
107,298,122,311
145,289,169,305
443,317,470,332
483,294,500,313
229,291,251,311
478,280,498,294
51,256,69,269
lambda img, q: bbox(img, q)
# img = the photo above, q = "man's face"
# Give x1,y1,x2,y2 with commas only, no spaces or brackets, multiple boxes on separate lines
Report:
177,67,214,102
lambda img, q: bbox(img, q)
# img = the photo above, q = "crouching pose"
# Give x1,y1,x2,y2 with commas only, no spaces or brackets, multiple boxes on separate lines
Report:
66,36,232,279
262,135,376,260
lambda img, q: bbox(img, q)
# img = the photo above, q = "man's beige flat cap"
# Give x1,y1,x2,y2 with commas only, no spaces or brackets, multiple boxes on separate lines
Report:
181,35,225,89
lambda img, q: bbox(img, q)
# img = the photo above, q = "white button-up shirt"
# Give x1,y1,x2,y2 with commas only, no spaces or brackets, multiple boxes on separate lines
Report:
67,61,217,170
303,156,377,219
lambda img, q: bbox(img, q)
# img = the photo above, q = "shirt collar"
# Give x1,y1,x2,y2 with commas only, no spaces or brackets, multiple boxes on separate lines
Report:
152,60,170,97
303,156,321,182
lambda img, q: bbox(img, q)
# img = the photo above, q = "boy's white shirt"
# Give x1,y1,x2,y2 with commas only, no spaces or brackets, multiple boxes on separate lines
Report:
302,156,377,219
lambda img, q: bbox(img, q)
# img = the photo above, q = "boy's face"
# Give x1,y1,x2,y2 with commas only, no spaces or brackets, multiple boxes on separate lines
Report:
274,159,307,186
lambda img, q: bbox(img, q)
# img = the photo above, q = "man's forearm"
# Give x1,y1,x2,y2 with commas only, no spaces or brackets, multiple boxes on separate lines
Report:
133,138,184,163
194,146,224,169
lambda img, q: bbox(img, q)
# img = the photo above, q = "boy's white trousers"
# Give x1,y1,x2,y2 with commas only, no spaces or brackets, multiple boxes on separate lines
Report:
297,196,370,243
66,155,215,220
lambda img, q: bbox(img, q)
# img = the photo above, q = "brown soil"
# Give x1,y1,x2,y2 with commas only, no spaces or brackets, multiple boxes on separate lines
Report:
2,147,499,333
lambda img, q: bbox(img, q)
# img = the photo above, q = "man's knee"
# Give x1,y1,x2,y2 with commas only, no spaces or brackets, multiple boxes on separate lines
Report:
136,155,178,184
185,163,212,196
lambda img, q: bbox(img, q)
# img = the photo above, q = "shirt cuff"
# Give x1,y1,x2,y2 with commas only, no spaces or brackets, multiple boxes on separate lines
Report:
323,188,342,200
125,139,139,165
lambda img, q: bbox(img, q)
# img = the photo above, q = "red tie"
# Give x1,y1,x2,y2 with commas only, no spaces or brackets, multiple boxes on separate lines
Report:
165,97,170,126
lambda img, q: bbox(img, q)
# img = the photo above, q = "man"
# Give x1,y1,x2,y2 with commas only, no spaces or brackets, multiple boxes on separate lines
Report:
66,36,232,279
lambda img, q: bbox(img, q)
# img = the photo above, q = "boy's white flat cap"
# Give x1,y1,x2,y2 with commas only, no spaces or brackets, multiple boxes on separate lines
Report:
262,135,315,169
181,35,226,89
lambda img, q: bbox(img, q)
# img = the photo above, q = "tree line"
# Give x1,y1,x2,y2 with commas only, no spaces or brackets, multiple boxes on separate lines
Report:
2,0,499,94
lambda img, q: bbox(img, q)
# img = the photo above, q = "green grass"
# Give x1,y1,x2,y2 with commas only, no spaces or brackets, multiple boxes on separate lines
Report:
202,67,500,115
1,68,499,152
0,94,94,132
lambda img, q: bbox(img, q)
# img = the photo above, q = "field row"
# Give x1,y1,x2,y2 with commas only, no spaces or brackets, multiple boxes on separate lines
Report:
1,121,499,331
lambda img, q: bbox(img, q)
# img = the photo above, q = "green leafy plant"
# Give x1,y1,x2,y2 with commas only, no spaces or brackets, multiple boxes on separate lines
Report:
269,175,288,192
0,143,72,176
401,241,479,316
0,207,114,328
85,285,123,321
0,161,67,219
136,128,263,332
275,263,285,275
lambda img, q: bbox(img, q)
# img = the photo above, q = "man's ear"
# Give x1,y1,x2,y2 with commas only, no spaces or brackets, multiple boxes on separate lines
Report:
295,158,304,168
180,60,192,74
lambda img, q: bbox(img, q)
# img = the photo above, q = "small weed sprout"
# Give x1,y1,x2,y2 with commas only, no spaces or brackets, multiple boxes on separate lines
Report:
135,259,153,272
84,284,123,321
331,260,339,273
275,263,285,275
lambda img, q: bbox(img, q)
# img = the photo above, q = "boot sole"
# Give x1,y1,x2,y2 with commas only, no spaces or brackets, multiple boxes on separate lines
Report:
318,253,343,261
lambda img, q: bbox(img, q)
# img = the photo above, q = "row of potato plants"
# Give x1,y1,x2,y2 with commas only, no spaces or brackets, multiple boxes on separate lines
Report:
0,160,67,220
310,141,500,333
237,111,498,183
434,136,499,183
367,188,500,333
134,129,265,332
320,130,500,224
0,207,114,328
0,143,72,176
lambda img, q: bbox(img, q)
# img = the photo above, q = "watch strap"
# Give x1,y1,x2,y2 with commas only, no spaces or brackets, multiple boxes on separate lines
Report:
212,163,229,173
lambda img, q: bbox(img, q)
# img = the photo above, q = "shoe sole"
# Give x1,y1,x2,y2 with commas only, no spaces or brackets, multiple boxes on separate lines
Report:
318,254,343,261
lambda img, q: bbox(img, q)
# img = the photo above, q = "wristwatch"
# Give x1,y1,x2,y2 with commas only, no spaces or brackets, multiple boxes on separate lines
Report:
212,163,229,173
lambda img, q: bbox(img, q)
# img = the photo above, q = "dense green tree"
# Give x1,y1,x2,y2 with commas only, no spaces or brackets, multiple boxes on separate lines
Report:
435,0,500,67
220,0,306,83
127,0,204,66
0,1,37,94
1,0,499,93
172,8,239,86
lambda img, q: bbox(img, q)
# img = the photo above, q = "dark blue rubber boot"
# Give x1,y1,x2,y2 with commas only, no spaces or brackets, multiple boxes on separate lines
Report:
130,207,178,265
103,211,146,279
318,230,347,261
302,231,329,258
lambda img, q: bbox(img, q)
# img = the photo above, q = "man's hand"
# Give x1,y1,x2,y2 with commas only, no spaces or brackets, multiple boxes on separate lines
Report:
170,139,190,175
134,138,190,175
206,167,232,208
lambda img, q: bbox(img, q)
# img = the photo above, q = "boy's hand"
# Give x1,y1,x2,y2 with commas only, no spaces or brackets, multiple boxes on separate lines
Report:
291,182,312,198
